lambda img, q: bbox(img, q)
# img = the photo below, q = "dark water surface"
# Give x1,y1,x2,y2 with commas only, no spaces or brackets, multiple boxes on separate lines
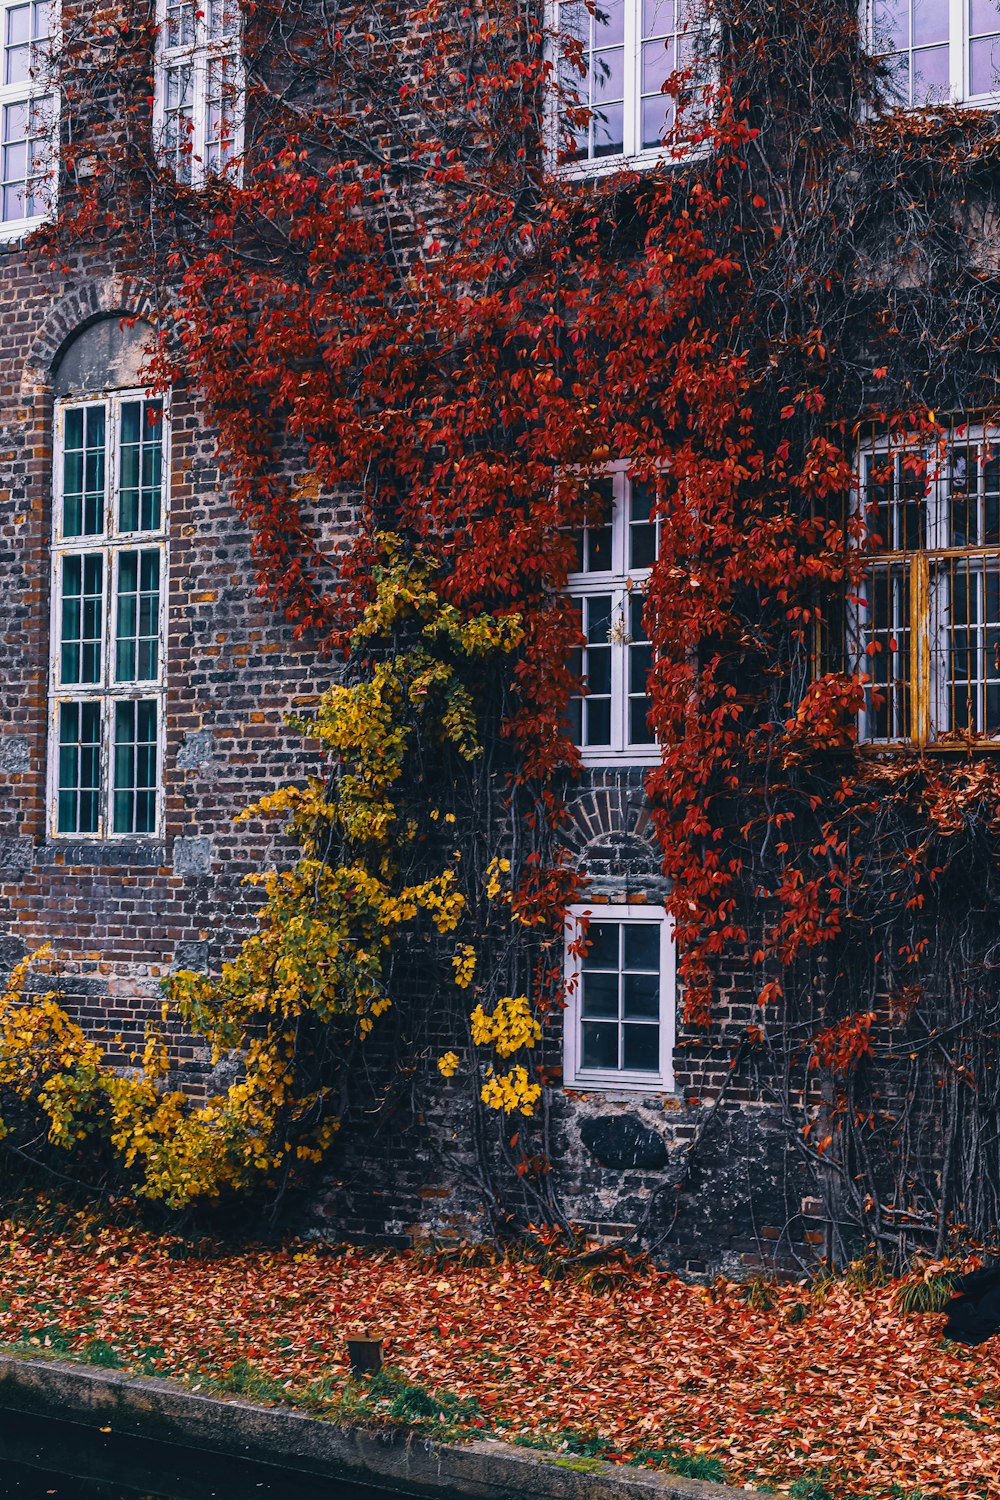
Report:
0,1409,422,1500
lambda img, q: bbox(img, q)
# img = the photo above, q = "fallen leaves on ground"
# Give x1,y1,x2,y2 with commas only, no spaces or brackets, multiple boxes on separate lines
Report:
0,1213,996,1500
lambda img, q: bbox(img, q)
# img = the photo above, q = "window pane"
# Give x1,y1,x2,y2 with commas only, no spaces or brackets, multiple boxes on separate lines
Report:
582,971,619,1017
873,0,952,103
970,34,1000,92
985,445,1000,543
593,43,625,103
586,639,612,695
208,0,240,40
864,450,927,551
580,594,613,747
624,973,660,1018
57,699,101,834
116,548,160,682
938,559,1000,738
624,923,660,969
59,553,103,685
628,593,655,745
0,92,52,222
62,404,106,537
641,35,674,95
629,481,658,569
874,0,909,49
119,400,164,533
582,920,619,968
641,93,673,151
582,480,614,571
858,563,910,741
912,42,950,99
165,0,196,48
643,0,678,38
623,1023,659,1071
164,62,195,183
585,695,612,743
912,0,948,45
113,699,158,834
949,445,978,546
581,1020,619,1070
206,52,240,175
5,3,30,85
592,99,624,156
595,0,625,45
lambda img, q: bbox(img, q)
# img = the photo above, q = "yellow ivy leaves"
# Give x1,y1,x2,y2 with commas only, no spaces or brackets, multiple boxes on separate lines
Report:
471,995,541,1058
0,540,533,1206
442,995,544,1118
481,1066,542,1116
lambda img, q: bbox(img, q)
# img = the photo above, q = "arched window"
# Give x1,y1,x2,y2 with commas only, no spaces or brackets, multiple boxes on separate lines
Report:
48,319,169,838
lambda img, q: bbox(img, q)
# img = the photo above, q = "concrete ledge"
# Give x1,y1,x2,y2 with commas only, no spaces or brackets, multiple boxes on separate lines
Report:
0,1350,755,1500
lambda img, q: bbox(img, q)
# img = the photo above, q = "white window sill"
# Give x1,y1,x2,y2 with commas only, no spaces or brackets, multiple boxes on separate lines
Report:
555,140,708,181
876,94,1000,113
576,747,660,768
0,213,50,244
565,1072,674,1094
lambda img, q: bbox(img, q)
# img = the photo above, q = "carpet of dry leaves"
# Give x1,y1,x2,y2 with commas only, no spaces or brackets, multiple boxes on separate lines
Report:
0,1215,996,1500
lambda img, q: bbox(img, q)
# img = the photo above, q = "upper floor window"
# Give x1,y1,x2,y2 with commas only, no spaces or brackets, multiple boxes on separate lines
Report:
49,392,169,838
0,0,55,238
564,905,676,1090
872,0,1000,105
568,467,660,764
155,0,243,185
556,0,699,164
850,427,1000,745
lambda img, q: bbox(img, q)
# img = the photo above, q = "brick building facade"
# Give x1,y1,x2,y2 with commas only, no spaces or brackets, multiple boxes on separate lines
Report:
0,0,996,1275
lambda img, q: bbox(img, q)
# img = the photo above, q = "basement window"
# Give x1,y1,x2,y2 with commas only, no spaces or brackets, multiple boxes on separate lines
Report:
871,0,1000,106
567,466,660,765
155,0,243,186
849,426,1000,744
564,905,676,1090
49,392,169,838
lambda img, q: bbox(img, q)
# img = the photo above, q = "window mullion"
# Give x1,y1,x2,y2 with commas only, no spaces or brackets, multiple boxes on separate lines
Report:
107,397,118,538
100,691,112,840
911,550,930,744
952,0,965,99
612,586,625,755
195,47,207,174
624,0,638,159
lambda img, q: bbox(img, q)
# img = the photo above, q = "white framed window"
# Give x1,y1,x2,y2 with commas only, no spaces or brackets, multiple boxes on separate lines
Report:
48,391,169,838
155,0,243,186
850,426,1000,744
564,905,675,1091
567,466,659,765
871,0,1000,106
553,0,702,167
0,0,55,239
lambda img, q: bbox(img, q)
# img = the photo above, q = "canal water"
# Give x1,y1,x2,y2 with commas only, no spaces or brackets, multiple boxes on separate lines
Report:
0,1408,426,1499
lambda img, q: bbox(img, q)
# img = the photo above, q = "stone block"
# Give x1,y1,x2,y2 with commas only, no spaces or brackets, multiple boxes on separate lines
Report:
173,836,214,877
0,735,29,774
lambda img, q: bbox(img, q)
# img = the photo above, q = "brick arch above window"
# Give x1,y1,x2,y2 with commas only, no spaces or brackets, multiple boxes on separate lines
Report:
562,771,667,898
19,279,157,402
